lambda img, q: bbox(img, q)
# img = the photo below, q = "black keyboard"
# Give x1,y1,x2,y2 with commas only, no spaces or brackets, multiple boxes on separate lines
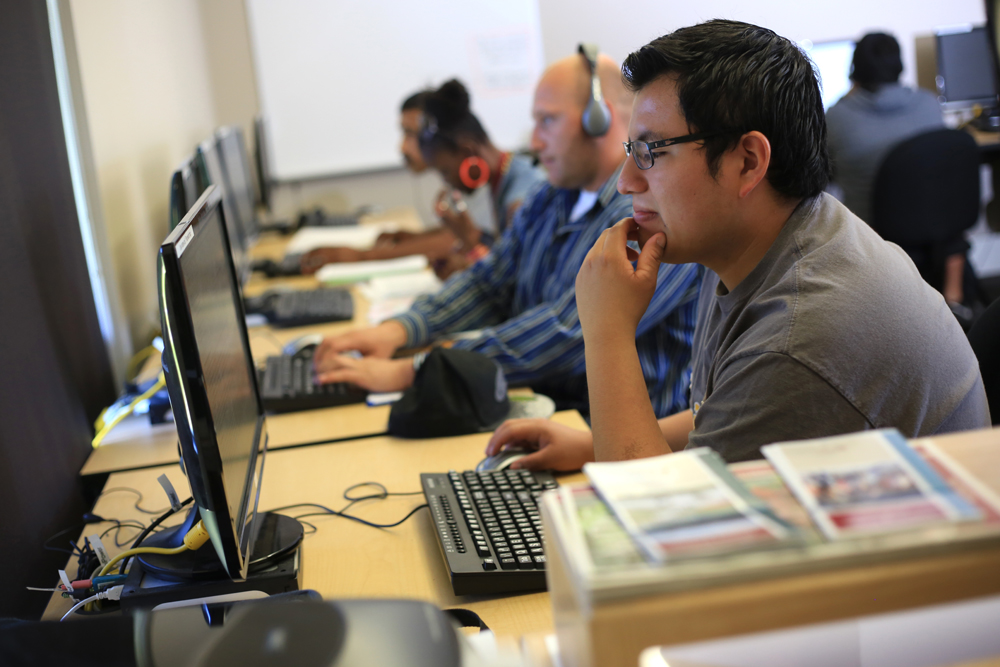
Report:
258,347,367,413
298,209,359,228
421,469,558,596
252,254,303,277
245,288,353,328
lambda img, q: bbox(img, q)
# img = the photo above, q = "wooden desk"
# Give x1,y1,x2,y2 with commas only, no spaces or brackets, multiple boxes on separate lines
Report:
83,207,429,478
546,427,1000,667
81,402,392,477
46,410,591,640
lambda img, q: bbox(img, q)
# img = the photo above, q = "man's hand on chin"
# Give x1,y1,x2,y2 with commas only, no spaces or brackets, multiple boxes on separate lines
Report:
575,217,666,344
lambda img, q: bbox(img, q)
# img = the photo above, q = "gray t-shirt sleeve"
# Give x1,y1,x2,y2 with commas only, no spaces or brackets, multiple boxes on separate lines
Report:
686,352,872,462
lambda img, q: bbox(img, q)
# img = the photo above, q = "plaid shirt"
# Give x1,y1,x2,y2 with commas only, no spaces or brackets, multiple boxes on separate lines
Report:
391,162,702,416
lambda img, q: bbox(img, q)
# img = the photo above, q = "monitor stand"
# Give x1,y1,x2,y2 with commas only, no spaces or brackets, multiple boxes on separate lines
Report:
118,507,303,611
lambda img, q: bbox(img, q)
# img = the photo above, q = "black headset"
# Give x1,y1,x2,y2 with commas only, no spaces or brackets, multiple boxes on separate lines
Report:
578,43,612,137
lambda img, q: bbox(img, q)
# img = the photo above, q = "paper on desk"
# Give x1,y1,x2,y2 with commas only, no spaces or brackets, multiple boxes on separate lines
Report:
358,271,442,301
284,222,399,254
367,297,417,325
315,255,428,285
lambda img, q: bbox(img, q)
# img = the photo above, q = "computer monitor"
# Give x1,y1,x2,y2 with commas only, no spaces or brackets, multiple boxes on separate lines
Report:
134,186,302,604
935,25,998,110
802,39,855,110
168,156,200,231
195,138,250,283
254,116,273,211
216,125,259,245
157,185,268,579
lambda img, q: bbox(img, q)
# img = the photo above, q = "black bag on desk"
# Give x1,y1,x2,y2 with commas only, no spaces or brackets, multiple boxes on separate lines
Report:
388,348,510,438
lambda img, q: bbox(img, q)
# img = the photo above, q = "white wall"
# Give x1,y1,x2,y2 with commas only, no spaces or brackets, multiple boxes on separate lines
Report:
537,0,986,89
70,0,220,346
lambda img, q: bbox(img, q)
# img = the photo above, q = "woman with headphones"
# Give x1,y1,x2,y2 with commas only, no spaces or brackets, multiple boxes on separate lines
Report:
301,79,543,278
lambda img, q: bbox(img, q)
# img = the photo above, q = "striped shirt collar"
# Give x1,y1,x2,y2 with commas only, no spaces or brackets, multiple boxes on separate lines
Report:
556,160,627,234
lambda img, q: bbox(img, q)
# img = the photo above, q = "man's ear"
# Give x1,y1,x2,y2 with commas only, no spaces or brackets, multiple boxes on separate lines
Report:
734,131,771,199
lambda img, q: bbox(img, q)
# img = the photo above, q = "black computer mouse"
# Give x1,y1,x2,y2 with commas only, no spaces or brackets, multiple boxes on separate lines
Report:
477,446,533,471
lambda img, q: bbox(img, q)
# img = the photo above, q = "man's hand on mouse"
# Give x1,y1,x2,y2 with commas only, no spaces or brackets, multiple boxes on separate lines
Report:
313,355,415,392
484,419,596,472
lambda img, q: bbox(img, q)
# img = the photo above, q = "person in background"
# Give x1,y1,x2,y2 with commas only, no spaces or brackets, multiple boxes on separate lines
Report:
301,81,542,278
310,49,703,419
826,33,944,224
399,89,431,174
483,21,988,471
827,34,962,303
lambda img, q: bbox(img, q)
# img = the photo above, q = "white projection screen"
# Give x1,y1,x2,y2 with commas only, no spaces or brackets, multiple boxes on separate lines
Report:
245,0,545,181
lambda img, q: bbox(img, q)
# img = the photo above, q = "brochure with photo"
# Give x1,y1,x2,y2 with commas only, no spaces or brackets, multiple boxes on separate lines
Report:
583,449,796,563
762,429,982,540
559,485,647,573
910,439,1000,524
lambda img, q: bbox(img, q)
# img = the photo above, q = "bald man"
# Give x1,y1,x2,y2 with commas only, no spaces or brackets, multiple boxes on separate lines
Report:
312,50,703,417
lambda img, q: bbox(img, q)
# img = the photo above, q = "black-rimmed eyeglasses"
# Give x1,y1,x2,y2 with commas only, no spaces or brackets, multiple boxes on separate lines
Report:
623,130,742,170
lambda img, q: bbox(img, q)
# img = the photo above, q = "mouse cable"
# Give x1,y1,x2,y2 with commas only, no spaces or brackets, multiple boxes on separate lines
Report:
265,481,427,531
97,486,174,515
291,502,428,530
266,481,423,515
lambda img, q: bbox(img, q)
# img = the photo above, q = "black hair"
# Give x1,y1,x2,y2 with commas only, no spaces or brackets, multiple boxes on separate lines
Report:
419,79,489,158
400,90,429,112
622,19,830,200
851,33,903,91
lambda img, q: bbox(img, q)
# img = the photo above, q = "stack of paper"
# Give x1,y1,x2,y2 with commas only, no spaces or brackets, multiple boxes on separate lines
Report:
541,431,1000,603
315,255,429,285
284,222,399,255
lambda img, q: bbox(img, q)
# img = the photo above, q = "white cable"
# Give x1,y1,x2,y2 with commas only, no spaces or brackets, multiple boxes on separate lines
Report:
59,585,124,622
60,594,99,622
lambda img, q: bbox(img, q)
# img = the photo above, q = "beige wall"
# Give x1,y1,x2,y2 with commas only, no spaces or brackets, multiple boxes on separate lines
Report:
71,0,219,346
70,0,435,347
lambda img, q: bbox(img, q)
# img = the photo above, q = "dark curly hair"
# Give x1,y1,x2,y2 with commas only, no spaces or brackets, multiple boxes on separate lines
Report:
418,79,489,159
622,20,831,200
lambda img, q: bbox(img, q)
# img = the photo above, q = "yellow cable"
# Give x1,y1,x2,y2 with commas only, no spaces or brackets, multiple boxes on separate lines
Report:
91,373,166,448
95,520,210,578
95,545,188,579
125,345,159,382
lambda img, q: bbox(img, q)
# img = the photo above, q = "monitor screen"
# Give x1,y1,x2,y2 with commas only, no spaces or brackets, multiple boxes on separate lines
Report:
196,138,249,283
158,185,265,578
254,117,273,210
803,39,855,110
169,156,200,230
217,126,259,244
936,26,998,107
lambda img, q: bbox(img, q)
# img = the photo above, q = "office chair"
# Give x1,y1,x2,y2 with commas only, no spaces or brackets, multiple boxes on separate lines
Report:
871,129,982,308
967,296,1000,425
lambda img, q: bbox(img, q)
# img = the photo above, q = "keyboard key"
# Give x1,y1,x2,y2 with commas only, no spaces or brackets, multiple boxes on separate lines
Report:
482,559,496,571
517,555,534,569
500,558,518,570
533,555,546,565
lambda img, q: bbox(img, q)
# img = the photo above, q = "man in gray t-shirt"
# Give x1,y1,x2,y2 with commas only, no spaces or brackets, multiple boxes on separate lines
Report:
480,21,989,472
687,193,989,461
